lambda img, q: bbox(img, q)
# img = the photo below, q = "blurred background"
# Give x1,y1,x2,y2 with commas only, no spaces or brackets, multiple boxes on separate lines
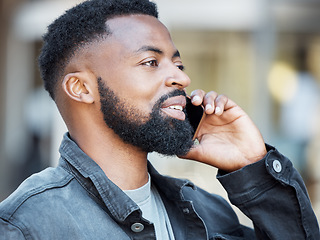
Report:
1,0,320,227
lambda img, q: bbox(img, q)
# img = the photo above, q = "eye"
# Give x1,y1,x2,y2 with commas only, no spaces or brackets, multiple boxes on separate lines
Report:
177,65,185,71
142,59,159,67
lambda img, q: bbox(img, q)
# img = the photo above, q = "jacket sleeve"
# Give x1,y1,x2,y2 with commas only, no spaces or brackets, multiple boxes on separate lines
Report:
0,218,26,240
217,145,320,240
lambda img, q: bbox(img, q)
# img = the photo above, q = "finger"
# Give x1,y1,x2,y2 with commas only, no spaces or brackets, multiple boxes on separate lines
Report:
190,89,206,106
214,94,228,116
203,91,219,115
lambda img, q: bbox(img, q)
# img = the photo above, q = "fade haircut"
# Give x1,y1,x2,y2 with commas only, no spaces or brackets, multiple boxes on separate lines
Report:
38,0,158,100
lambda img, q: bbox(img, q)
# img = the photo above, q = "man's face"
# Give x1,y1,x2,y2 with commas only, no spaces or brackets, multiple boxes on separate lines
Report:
86,15,194,155
98,78,194,155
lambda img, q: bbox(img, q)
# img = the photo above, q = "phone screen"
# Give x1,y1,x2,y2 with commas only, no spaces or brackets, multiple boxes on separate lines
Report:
185,97,205,140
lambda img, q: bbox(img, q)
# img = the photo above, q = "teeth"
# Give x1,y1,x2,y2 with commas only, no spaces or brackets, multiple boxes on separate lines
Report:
168,105,183,111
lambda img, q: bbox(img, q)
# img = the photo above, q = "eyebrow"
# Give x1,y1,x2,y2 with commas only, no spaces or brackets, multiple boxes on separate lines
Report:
136,46,181,58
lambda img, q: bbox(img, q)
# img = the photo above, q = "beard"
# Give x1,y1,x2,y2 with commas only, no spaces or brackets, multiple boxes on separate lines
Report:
97,77,194,156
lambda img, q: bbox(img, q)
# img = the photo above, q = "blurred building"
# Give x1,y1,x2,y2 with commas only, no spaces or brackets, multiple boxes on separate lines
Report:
1,0,320,226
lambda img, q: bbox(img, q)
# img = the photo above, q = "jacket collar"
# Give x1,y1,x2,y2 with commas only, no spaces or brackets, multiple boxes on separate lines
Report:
147,161,196,201
58,133,195,222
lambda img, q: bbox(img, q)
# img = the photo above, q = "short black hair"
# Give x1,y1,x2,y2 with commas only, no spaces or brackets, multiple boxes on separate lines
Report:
38,0,158,100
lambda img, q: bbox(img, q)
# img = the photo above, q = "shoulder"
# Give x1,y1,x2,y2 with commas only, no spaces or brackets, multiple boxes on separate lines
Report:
0,166,73,221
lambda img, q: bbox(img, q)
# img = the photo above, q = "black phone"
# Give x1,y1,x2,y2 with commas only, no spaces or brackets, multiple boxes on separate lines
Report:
185,97,205,140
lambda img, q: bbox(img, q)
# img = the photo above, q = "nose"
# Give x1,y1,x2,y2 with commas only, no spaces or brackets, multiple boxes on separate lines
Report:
165,67,191,89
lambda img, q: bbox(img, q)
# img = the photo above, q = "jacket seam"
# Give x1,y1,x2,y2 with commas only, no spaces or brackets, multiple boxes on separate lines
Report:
1,217,31,240
291,180,309,238
6,174,74,221
228,180,278,205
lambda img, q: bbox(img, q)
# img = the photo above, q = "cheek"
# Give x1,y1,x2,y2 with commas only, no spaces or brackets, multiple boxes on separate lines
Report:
99,67,165,111
115,79,164,109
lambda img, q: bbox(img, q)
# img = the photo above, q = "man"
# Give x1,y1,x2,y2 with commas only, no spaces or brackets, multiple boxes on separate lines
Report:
0,0,319,239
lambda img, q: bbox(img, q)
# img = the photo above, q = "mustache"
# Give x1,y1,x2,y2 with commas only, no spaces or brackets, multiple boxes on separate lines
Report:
154,89,187,109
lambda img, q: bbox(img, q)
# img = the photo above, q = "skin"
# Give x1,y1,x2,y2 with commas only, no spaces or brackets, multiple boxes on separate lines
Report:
56,14,267,190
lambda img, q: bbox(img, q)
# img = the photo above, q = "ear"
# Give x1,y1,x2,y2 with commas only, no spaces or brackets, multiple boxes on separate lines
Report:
62,72,95,104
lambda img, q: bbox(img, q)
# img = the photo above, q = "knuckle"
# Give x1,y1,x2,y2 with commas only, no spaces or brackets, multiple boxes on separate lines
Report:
217,94,228,102
191,89,205,97
205,91,218,101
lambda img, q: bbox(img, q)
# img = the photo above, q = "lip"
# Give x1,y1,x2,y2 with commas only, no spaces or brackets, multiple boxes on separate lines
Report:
160,95,186,121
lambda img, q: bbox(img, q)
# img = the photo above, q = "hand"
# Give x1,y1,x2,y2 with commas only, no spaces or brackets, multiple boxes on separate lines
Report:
182,90,267,172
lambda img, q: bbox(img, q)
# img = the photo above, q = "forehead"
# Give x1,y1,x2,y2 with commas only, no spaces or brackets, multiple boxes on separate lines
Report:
104,14,175,53
74,15,177,72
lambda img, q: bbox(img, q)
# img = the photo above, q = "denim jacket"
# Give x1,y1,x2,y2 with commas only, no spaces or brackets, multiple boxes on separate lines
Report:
0,133,319,239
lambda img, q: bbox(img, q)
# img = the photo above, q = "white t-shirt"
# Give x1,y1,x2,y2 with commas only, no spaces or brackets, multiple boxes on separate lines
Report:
124,175,175,240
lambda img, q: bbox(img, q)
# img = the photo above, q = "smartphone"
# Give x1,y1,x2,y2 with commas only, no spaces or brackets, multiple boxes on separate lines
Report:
185,96,205,140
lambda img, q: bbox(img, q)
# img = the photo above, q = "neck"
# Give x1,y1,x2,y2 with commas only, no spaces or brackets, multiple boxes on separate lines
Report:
69,126,149,190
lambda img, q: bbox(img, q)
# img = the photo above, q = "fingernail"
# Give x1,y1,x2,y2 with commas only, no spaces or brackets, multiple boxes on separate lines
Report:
205,104,213,111
192,95,201,103
215,107,221,114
